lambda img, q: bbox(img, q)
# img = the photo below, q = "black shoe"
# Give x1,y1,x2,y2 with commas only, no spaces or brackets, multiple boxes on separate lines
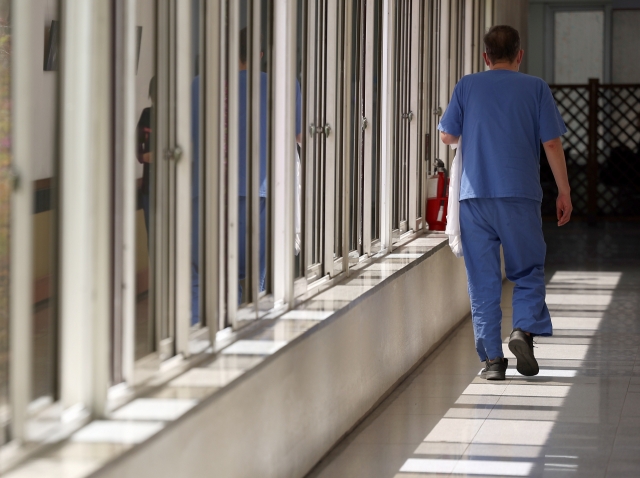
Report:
508,328,539,376
480,357,508,381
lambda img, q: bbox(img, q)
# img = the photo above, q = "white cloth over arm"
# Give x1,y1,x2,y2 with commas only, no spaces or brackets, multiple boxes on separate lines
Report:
446,140,463,257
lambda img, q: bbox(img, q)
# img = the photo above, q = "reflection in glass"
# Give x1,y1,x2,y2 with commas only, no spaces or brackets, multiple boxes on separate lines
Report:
0,0,10,445
294,0,308,279
299,0,327,279
349,0,363,255
32,5,59,407
191,0,201,326
134,0,156,360
371,0,382,241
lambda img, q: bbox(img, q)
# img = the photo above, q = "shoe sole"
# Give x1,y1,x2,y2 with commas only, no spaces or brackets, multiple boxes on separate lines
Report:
508,336,539,376
485,371,505,381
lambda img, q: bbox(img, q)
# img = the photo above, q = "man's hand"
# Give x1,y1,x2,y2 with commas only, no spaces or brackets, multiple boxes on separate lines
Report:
439,131,459,145
142,152,153,164
556,192,572,226
543,137,572,227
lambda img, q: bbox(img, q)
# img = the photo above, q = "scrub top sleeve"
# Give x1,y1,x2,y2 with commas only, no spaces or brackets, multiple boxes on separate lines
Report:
539,83,567,143
438,82,463,137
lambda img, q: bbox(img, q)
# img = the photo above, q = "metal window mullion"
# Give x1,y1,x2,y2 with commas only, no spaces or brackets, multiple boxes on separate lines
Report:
430,0,440,175
399,1,406,226
304,0,317,272
88,0,113,418
166,1,177,357
402,1,409,226
272,0,297,305
437,0,450,169
250,0,261,312
205,0,221,341
380,0,396,251
397,2,404,230
323,0,338,277
333,0,344,266
317,0,327,269
216,0,227,332
10,0,35,442
421,0,431,221
154,1,170,355
227,0,240,325
119,0,137,387
59,0,95,411
362,0,376,255
416,0,427,229
398,2,405,229
407,0,420,232
464,0,473,76
174,0,192,356
341,0,353,275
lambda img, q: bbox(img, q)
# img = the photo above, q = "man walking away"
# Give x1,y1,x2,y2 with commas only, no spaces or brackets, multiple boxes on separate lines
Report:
438,25,572,380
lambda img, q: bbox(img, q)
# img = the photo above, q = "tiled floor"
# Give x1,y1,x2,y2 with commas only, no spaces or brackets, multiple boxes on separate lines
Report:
309,223,640,478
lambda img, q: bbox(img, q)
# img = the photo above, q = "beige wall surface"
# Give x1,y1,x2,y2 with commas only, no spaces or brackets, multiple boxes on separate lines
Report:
493,0,530,73
91,244,471,478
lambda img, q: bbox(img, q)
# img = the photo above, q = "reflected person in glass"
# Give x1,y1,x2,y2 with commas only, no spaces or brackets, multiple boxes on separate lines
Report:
136,76,155,235
191,28,302,313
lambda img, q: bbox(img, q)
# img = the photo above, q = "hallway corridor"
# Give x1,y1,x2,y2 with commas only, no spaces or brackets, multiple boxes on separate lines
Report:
309,223,640,478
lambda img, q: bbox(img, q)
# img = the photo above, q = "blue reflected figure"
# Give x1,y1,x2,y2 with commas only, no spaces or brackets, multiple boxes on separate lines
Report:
191,30,302,321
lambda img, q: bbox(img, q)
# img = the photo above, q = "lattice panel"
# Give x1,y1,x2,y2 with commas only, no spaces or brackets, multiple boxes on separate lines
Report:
597,86,640,216
547,86,590,216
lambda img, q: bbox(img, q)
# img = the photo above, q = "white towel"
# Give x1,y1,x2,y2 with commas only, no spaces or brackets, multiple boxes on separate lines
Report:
445,140,463,258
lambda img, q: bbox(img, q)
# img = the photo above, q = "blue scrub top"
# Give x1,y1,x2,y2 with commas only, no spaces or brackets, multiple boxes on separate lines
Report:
191,73,303,199
438,70,566,202
238,70,302,197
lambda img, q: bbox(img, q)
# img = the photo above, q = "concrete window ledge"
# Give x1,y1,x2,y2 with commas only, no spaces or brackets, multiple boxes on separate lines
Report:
6,233,470,478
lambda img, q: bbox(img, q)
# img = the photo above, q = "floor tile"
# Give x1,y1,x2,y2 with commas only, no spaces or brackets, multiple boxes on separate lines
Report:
311,223,640,477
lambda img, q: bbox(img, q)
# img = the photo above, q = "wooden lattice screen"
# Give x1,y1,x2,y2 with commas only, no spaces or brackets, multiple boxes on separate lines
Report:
544,79,640,220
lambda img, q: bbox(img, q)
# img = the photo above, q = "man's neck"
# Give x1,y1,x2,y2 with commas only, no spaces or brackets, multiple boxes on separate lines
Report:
489,61,519,72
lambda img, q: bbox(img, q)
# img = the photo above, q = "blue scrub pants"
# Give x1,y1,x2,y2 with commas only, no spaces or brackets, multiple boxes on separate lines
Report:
191,197,267,322
191,196,200,325
460,198,552,362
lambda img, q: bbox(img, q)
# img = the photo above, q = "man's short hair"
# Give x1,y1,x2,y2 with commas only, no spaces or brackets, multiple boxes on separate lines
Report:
239,27,264,64
483,25,521,64
239,27,248,64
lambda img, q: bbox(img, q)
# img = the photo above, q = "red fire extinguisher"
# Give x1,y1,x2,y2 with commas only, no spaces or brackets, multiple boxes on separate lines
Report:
426,159,448,231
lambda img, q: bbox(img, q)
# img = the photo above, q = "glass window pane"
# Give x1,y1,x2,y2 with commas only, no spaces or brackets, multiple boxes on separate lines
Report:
0,0,10,446
554,10,604,84
612,10,640,84
134,0,156,361
32,7,59,407
191,0,202,327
